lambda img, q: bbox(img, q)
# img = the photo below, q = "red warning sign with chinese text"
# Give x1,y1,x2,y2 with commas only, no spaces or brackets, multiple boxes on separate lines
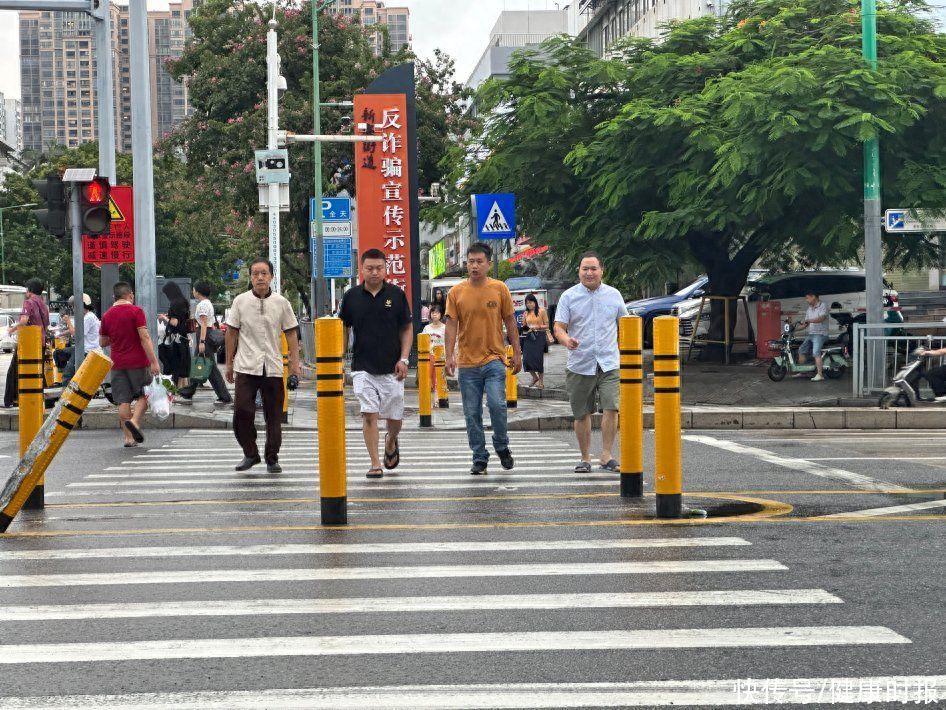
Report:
82,185,134,265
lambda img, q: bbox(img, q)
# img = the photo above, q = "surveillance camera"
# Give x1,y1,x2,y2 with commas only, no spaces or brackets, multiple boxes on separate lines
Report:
277,75,287,97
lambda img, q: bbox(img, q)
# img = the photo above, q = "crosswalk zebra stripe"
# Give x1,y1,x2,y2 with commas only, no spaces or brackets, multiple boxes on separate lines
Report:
48,480,624,497
0,589,843,622
3,676,939,708
66,476,611,488
0,537,751,560
86,472,615,481
0,559,787,588
0,627,910,664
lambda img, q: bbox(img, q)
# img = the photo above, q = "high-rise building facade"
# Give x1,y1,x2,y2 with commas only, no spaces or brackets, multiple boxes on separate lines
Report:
1,96,23,153
18,2,192,155
578,0,721,56
329,0,411,55
149,0,194,141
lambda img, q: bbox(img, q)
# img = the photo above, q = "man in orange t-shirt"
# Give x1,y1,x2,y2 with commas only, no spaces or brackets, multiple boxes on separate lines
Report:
445,242,522,475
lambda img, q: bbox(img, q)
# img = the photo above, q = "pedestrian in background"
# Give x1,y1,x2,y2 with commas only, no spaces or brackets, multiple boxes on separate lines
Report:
158,281,191,388
340,248,413,479
445,242,521,475
59,293,100,386
2,278,50,408
178,281,231,405
432,288,447,315
225,258,300,473
422,302,446,398
554,251,627,474
521,292,549,389
99,282,161,447
796,291,829,382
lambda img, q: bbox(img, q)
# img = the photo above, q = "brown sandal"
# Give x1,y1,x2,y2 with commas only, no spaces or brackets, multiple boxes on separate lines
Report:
366,467,384,479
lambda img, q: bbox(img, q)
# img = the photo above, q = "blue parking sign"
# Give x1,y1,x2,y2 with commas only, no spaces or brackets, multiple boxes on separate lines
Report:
472,193,516,240
310,197,352,222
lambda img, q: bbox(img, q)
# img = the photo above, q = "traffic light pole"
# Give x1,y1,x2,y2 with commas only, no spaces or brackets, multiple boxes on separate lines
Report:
67,185,85,367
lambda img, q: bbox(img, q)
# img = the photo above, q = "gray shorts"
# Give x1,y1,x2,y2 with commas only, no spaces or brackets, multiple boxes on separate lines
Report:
111,367,151,405
566,367,619,419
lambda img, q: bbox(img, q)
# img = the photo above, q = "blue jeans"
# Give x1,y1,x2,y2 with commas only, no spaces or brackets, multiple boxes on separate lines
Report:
458,359,509,463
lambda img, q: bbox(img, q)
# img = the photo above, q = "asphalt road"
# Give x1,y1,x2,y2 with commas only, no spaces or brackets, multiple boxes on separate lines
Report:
0,423,943,708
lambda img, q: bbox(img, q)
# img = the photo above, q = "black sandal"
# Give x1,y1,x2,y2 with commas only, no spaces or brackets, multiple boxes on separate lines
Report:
383,435,400,470
123,420,144,443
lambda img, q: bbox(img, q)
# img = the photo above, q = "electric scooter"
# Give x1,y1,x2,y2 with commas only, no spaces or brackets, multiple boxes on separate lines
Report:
766,322,848,382
878,345,941,408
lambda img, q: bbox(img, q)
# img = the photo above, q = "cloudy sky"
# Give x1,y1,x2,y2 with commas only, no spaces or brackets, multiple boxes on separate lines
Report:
0,0,566,101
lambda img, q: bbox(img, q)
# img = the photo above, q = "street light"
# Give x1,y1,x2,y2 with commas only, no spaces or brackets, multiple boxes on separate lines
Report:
0,203,39,284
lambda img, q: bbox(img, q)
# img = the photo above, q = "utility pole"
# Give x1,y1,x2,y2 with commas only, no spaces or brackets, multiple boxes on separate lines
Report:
267,17,283,294
91,0,119,310
862,0,884,385
66,184,85,367
129,0,158,342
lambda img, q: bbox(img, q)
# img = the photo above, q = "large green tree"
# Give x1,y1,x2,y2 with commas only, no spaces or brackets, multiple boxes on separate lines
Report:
441,0,946,341
164,0,473,305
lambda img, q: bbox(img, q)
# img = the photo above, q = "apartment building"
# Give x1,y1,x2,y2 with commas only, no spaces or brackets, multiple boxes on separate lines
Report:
578,0,721,55
329,0,411,55
0,93,22,154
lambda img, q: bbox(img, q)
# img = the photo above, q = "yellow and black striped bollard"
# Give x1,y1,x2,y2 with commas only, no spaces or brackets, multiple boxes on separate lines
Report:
434,344,449,408
653,315,682,518
417,333,432,427
17,326,46,509
619,317,644,498
281,333,290,424
1,350,112,532
52,336,65,386
316,317,347,525
505,344,517,409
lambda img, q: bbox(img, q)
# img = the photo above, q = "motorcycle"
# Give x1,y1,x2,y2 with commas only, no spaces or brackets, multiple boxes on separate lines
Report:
766,321,848,382
878,345,938,408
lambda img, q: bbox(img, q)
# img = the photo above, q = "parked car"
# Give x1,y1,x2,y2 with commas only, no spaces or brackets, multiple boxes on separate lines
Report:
626,276,708,345
0,313,16,353
673,270,899,343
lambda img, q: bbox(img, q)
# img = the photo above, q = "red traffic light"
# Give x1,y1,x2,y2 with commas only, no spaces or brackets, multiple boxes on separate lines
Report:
82,178,109,205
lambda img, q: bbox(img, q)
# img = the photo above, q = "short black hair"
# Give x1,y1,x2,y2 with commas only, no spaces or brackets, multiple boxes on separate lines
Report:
429,302,443,316
361,248,386,263
113,281,133,300
467,242,492,260
25,278,44,296
249,258,274,275
579,251,602,267
193,280,212,298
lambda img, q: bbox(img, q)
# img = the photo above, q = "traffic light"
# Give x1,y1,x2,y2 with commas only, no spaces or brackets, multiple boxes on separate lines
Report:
32,173,67,237
79,177,111,235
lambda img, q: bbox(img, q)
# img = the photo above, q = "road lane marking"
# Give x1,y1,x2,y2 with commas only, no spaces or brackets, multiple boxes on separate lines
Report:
4,677,941,708
0,537,750,560
87,470,594,481
67,476,607,488
0,589,841,622
0,559,786,588
683,434,911,492
818,499,946,518
0,627,909,664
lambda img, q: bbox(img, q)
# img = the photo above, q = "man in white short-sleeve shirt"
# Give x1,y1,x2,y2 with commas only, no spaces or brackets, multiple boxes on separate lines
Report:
798,292,829,382
225,258,300,473
178,281,232,404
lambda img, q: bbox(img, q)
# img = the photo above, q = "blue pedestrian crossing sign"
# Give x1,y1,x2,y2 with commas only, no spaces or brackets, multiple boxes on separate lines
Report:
472,193,516,240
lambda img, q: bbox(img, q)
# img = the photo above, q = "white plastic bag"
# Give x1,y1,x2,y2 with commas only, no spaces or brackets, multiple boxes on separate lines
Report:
144,375,172,420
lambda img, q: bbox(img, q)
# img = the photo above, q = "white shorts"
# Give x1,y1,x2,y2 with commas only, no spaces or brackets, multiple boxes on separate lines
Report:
352,371,405,421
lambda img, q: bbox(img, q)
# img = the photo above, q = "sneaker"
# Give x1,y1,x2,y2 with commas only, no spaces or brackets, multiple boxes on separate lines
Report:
497,448,514,470
811,374,825,382
470,460,488,475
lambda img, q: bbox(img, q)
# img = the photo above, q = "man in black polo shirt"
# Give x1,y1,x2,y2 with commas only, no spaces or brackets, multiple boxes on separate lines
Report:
339,248,413,479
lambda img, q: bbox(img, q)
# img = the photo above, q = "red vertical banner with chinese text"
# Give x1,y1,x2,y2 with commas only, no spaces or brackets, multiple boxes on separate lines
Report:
354,94,413,308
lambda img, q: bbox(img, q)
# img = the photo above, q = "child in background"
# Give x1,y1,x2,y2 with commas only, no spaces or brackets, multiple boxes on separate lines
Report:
422,304,446,402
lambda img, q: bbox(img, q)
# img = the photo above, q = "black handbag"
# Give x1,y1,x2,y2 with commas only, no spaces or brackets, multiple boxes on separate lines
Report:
204,328,225,353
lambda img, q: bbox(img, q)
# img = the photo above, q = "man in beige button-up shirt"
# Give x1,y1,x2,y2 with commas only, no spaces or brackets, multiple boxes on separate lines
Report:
225,258,300,473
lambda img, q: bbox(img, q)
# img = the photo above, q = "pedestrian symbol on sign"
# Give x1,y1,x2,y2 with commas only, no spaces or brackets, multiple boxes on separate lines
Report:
482,201,511,234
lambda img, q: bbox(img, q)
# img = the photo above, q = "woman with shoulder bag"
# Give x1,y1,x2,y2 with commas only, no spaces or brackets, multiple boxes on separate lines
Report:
178,281,232,404
158,281,191,388
521,293,549,389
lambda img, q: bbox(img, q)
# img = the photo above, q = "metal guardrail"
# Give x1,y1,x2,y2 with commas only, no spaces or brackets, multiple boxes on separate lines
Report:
853,321,946,397
299,320,316,366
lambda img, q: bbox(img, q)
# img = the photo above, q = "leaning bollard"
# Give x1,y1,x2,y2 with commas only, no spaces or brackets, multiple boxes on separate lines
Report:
1,350,112,533
281,333,290,424
316,317,347,526
17,326,45,510
619,317,644,498
653,315,682,518
505,344,518,409
417,333,432,428
434,344,449,408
